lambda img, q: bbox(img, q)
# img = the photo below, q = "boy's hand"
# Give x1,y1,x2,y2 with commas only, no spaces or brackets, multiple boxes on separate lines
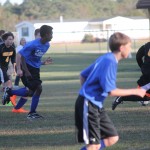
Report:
43,57,53,65
17,69,23,77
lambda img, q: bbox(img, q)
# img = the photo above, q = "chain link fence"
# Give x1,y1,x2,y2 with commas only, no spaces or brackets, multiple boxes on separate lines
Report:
50,29,150,53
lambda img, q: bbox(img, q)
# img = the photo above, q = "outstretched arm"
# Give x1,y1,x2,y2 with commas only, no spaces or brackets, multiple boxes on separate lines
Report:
109,88,146,98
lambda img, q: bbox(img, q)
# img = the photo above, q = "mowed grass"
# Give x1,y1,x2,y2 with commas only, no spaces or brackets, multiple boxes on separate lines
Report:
0,53,150,150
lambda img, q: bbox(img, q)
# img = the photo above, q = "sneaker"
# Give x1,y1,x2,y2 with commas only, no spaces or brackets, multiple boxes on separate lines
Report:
27,112,43,119
2,87,11,105
112,97,123,110
12,108,29,113
138,101,149,106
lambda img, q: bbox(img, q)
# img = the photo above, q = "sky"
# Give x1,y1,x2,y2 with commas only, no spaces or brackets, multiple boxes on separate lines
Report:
0,0,24,5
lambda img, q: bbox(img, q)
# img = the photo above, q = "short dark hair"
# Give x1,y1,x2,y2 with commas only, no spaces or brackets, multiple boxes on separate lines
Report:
40,25,53,37
0,30,5,36
2,32,14,41
109,32,131,52
34,28,40,36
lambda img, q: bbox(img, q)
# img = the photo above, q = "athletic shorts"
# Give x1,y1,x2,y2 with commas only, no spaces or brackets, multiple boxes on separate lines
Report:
75,95,118,144
21,63,42,92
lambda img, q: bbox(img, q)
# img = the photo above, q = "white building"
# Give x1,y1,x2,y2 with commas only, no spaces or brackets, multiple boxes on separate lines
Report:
15,20,88,43
15,16,149,43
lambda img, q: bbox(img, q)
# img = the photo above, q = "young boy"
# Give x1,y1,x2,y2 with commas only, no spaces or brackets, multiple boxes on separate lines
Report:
2,25,53,119
0,32,16,90
75,32,146,150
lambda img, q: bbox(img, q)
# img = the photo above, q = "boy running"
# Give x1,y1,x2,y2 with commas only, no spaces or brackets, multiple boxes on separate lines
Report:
75,32,146,150
2,25,53,119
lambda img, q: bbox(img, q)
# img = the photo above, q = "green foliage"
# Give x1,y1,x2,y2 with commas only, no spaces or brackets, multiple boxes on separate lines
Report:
82,34,94,43
0,0,147,31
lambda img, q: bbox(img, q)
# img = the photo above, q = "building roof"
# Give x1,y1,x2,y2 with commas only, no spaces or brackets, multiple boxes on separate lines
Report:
136,0,150,9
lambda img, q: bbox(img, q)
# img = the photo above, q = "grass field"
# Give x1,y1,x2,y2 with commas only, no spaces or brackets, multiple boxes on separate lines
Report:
0,52,150,150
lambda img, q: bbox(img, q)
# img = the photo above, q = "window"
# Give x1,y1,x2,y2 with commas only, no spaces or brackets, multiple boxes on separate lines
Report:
21,27,29,36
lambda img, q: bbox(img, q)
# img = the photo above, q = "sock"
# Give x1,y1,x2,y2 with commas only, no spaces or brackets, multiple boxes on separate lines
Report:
30,95,40,113
10,95,17,106
100,139,106,150
15,97,27,109
11,87,28,97
80,146,87,150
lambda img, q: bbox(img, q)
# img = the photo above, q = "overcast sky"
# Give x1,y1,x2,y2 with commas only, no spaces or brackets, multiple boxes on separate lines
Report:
0,0,23,5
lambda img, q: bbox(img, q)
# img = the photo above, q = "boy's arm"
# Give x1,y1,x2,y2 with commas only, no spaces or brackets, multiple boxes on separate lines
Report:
109,88,146,98
16,53,23,76
80,63,95,81
21,56,32,78
80,75,86,86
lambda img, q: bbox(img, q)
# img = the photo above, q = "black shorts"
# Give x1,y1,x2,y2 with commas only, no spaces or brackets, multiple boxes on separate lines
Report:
21,63,42,92
75,95,118,144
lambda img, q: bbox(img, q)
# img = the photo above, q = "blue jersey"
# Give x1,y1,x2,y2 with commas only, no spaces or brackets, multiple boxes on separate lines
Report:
79,52,118,108
19,38,50,68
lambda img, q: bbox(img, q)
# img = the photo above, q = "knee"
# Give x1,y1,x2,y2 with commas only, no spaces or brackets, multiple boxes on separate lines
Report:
35,85,42,95
112,135,119,145
27,90,34,97
104,135,119,147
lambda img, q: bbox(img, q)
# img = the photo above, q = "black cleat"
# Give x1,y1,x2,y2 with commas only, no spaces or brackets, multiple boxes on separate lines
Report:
112,97,123,110
2,87,11,105
27,112,44,119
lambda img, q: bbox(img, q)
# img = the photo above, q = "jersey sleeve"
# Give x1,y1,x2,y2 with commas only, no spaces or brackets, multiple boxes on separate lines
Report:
11,48,16,64
19,41,35,58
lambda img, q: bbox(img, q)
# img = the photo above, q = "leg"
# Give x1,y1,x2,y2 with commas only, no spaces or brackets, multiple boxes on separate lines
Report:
112,95,148,110
14,75,20,87
27,85,43,119
30,84,42,113
99,109,119,149
12,96,29,113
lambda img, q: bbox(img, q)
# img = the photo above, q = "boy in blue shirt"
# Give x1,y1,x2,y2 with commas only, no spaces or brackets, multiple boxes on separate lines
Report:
2,25,53,119
75,32,146,150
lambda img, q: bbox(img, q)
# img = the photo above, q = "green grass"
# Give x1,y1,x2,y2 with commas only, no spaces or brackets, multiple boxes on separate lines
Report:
0,53,150,150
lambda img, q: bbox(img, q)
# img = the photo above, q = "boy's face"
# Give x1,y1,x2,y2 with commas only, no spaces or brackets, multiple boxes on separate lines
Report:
120,42,131,58
4,36,14,47
45,31,53,42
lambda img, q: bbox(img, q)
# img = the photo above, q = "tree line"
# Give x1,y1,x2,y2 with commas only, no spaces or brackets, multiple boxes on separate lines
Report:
0,0,147,31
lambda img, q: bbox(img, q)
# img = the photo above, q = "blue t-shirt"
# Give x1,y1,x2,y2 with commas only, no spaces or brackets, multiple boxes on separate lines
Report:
19,38,50,68
79,52,118,108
